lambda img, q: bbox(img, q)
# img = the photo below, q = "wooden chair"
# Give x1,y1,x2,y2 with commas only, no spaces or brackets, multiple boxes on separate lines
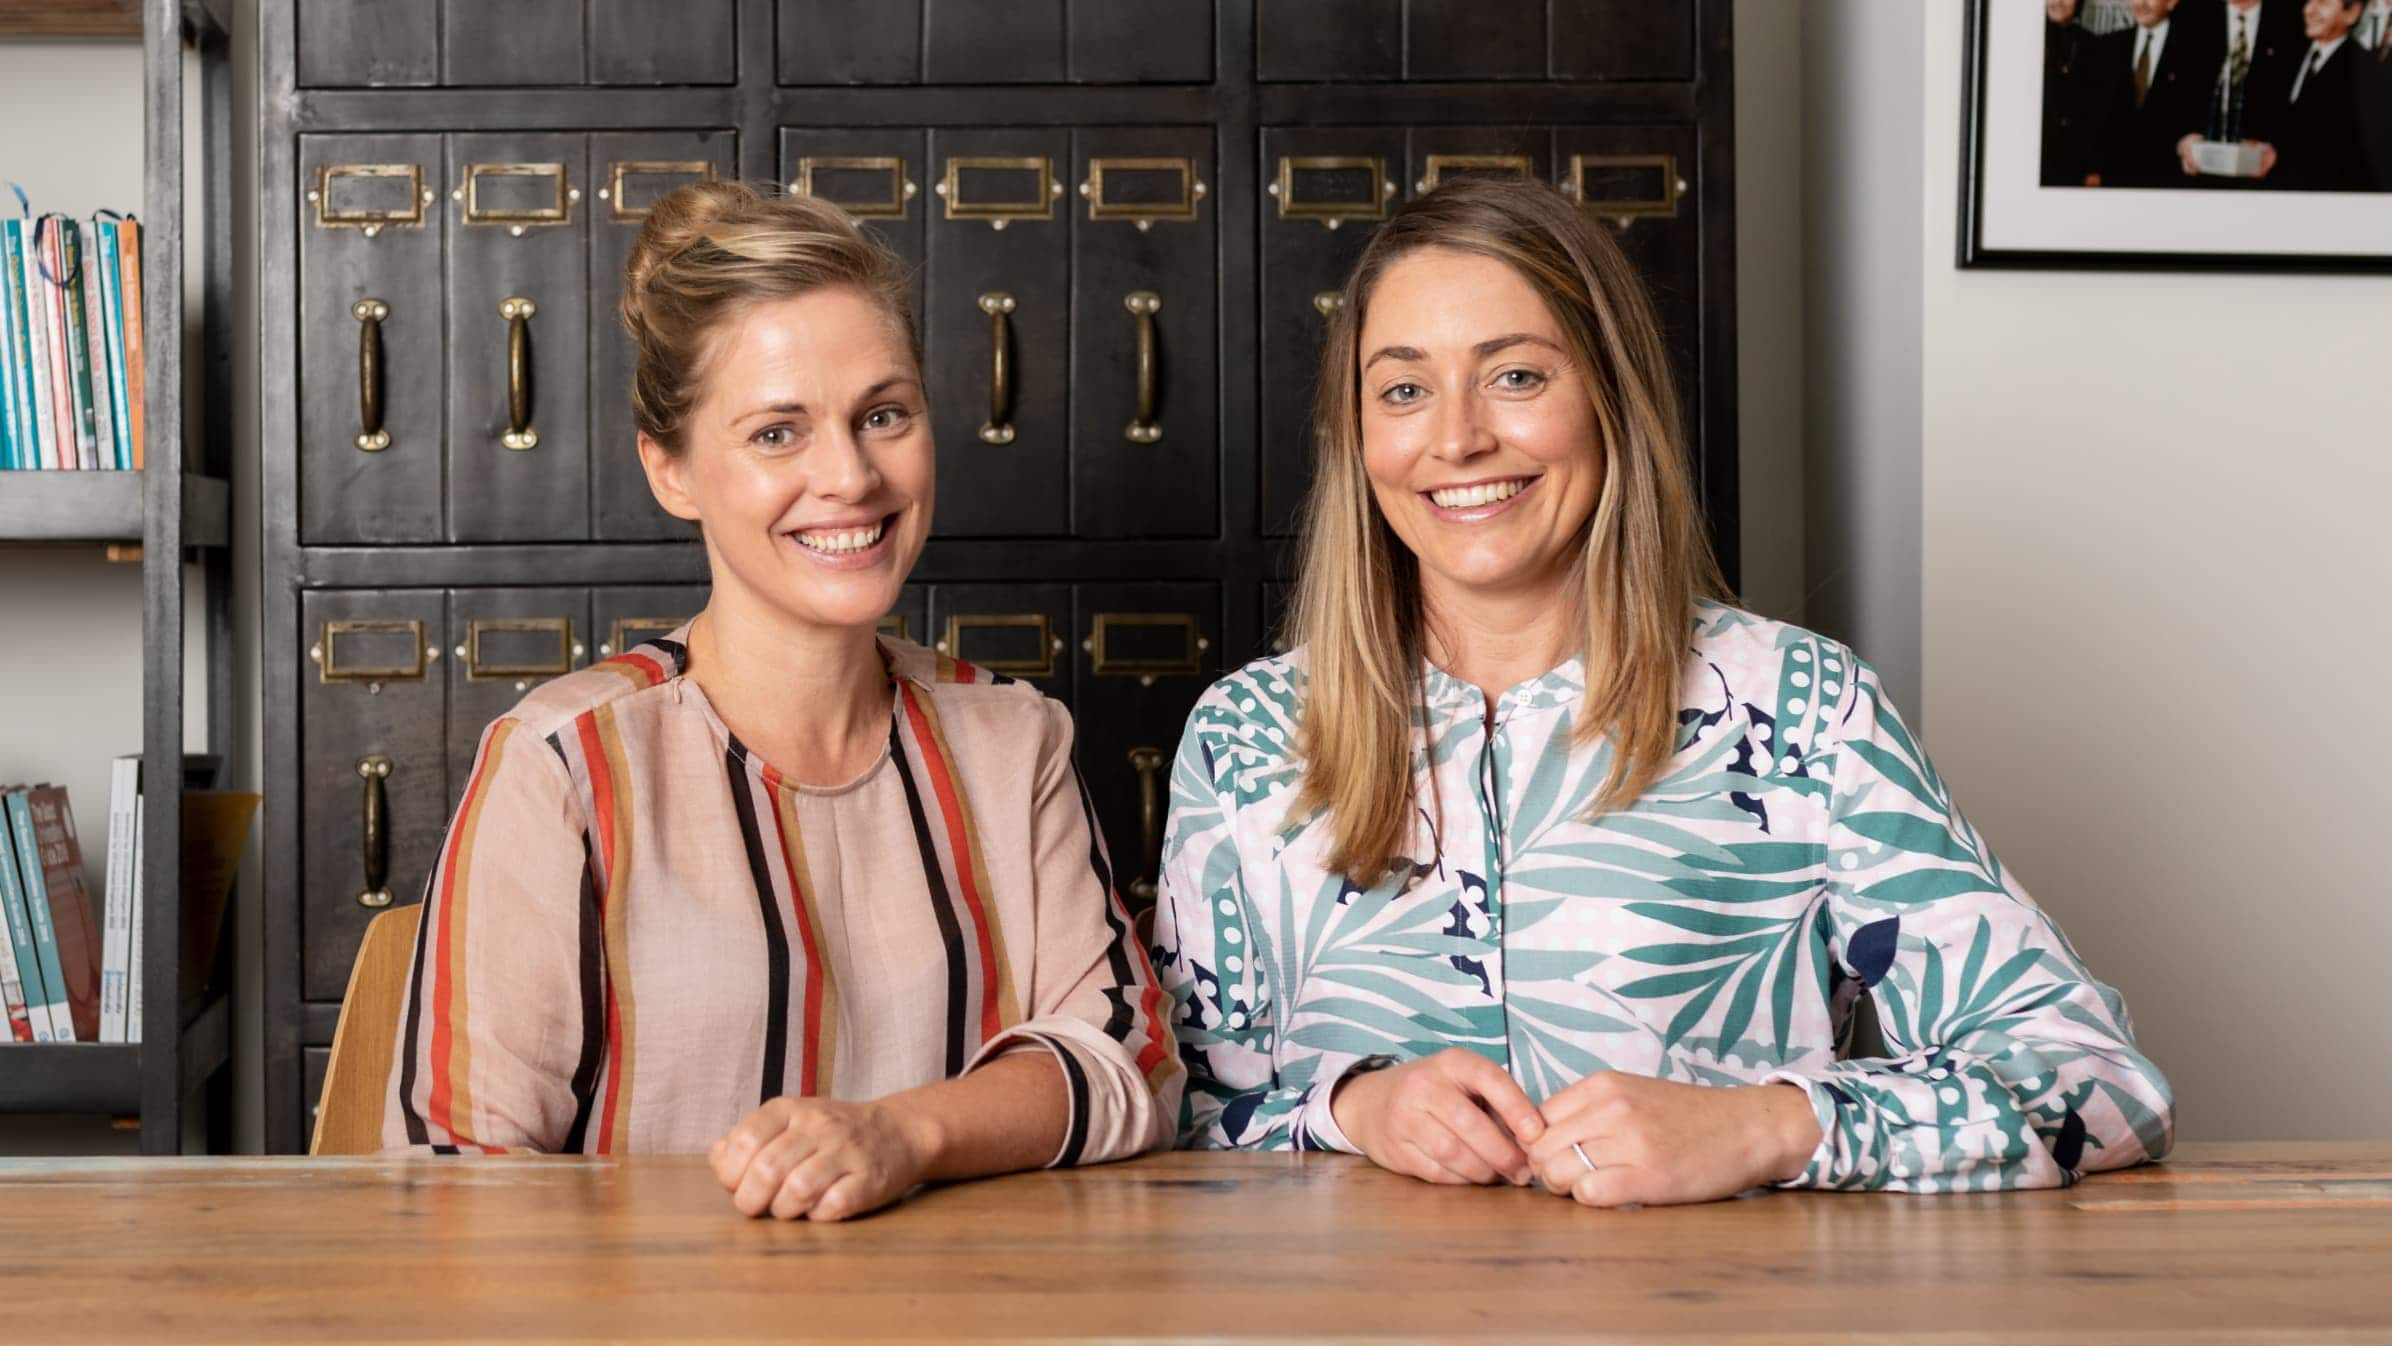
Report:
308,903,421,1155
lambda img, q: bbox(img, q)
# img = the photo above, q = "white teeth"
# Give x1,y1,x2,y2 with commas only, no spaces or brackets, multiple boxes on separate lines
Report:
1428,479,1529,509
792,522,886,554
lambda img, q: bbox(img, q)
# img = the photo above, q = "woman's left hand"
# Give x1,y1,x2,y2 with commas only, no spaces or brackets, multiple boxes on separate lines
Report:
1523,1072,1822,1208
710,1096,933,1221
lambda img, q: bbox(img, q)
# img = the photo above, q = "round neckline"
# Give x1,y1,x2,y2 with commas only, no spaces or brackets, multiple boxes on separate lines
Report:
674,649,902,797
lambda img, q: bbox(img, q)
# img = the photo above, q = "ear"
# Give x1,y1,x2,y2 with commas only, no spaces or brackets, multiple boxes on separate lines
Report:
637,433,702,523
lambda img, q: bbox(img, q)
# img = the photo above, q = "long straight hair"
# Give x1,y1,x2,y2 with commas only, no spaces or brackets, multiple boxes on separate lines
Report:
1288,176,1728,884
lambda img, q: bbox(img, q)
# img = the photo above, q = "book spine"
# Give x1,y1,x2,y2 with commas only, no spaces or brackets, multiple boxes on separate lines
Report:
119,218,144,471
0,803,28,1039
53,221,99,471
38,225,73,468
1,222,36,467
0,229,18,470
126,804,143,1044
81,230,116,472
97,220,133,472
0,794,58,1041
99,758,135,1042
17,222,59,469
6,792,73,1041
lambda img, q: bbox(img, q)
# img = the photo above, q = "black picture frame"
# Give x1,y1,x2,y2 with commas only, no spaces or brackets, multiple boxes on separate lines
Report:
1959,0,2392,273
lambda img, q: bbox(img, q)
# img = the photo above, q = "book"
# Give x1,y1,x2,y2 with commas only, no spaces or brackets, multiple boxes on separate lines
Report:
126,802,142,1044
50,219,100,471
15,219,60,469
80,223,118,471
0,235,18,469
0,804,29,1039
15,786,101,1042
1,220,38,467
0,790,61,1039
100,755,138,1042
118,217,144,471
95,217,134,472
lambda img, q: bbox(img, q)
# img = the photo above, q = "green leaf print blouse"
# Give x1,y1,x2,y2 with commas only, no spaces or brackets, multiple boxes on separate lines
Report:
1151,602,2173,1192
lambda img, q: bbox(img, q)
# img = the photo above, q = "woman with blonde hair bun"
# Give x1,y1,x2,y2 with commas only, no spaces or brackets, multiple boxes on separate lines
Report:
1152,176,2171,1204
383,181,1179,1219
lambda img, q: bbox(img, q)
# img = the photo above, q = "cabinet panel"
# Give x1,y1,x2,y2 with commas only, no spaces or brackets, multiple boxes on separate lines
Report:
589,0,737,84
1068,0,1213,83
304,1046,330,1148
593,585,708,660
299,136,446,545
781,128,929,330
1552,0,1695,81
296,1,436,87
1072,583,1220,917
778,0,922,84
923,0,1064,83
1070,128,1217,539
1255,0,1399,81
444,588,595,793
1405,126,1554,200
445,135,593,542
589,133,737,541
1552,125,1700,413
928,584,1074,704
1406,0,1547,79
880,583,931,648
300,589,449,1002
925,130,1072,538
441,0,582,85
1257,127,1405,536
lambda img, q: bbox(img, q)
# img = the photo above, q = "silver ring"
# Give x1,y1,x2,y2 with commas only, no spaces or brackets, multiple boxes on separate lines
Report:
1572,1141,1597,1173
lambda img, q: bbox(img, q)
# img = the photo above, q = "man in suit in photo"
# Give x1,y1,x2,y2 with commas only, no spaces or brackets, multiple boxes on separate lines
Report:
2256,0,2378,188
2094,0,2217,185
2046,0,2117,184
2355,0,2392,187
2183,0,2308,143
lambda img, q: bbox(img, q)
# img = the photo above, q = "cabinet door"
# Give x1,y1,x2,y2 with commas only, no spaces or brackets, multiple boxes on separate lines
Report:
923,0,1064,83
781,128,929,329
1068,0,1213,82
299,136,445,544
1070,128,1217,539
446,135,592,543
1259,580,1294,658
1255,0,1399,81
590,0,738,84
1406,0,1548,79
589,135,737,541
303,1046,330,1148
1553,0,1695,81
1072,583,1221,917
778,0,922,84
879,583,931,648
441,0,582,85
1257,128,1403,536
445,587,594,795
1553,126,1700,411
1405,126,1553,201
593,585,709,661
300,589,448,1002
297,1,436,87
925,130,1072,538
928,584,1074,704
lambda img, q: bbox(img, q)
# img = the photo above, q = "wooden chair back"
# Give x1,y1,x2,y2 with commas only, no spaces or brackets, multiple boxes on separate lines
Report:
308,903,421,1155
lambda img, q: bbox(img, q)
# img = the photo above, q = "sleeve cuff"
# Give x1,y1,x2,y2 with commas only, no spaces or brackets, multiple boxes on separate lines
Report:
1759,1070,1842,1188
965,1029,1090,1170
1295,1055,1388,1156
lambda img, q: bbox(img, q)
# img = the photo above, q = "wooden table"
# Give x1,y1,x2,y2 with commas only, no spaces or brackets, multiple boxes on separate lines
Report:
5,1143,2389,1343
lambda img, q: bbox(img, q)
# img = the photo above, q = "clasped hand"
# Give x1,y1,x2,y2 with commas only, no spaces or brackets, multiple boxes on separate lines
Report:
1329,1048,1822,1207
709,1096,930,1221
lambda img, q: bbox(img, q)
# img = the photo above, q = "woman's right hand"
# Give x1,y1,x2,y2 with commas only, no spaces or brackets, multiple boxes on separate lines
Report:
1329,1048,1544,1186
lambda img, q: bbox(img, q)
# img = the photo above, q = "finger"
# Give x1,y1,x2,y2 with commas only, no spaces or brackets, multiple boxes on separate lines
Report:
1572,1164,1661,1210
1528,1127,1612,1196
769,1151,848,1222
806,1171,878,1224
1445,1053,1544,1143
1398,1138,1478,1186
1413,1115,1505,1185
1436,1098,1532,1185
731,1132,817,1218
711,1104,785,1189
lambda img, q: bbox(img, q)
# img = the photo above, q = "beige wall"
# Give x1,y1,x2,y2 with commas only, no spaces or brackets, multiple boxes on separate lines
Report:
1919,6,2392,1140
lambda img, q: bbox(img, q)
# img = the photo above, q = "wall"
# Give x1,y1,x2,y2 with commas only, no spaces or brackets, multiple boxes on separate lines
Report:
1919,5,2392,1140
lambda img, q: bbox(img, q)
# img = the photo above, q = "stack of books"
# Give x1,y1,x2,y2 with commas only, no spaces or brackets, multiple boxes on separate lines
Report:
0,771,117,1043
0,204,145,473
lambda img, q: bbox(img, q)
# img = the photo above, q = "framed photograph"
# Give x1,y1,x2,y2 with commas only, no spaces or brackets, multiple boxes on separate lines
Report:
1961,0,2392,270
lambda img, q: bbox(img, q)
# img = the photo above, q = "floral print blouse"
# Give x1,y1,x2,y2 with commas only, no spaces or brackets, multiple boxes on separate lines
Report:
1152,602,2173,1192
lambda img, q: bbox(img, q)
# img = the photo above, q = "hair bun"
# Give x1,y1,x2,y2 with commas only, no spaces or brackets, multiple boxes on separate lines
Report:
624,179,761,300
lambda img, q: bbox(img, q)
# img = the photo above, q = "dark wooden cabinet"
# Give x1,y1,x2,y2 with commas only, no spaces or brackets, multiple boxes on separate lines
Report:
261,0,1738,1151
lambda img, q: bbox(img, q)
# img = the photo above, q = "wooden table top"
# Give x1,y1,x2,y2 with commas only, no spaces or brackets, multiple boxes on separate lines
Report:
5,1142,2390,1343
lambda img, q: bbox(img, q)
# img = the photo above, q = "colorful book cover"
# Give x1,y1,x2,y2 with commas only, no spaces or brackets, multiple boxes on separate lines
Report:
119,217,144,471
96,218,133,472
25,785,103,1042
0,789,60,1040
1,220,39,467
37,223,74,467
0,235,19,470
99,756,137,1042
80,230,117,472
16,219,60,469
0,797,30,1039
51,219,100,470
7,788,78,1040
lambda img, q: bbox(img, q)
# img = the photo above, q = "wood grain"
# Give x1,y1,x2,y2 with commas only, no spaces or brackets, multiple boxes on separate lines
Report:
1,1143,2386,1343
0,0,139,37
308,904,420,1156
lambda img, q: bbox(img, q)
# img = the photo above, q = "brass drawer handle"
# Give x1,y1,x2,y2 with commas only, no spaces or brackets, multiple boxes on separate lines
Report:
499,296,538,450
1128,746,1166,906
1124,291,1161,445
352,298,390,452
978,292,1016,446
357,755,393,910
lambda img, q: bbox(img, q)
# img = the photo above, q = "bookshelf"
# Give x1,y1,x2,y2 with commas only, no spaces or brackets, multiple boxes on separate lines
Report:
0,0,235,1152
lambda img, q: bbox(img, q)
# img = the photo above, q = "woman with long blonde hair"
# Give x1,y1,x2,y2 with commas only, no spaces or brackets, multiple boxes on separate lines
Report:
1151,177,2171,1204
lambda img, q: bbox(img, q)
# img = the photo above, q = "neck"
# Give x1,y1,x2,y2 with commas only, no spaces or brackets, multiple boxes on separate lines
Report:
687,584,890,786
1419,571,1582,708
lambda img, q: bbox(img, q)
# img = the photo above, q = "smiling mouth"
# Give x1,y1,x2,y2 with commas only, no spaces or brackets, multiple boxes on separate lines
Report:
788,513,893,555
1425,477,1535,510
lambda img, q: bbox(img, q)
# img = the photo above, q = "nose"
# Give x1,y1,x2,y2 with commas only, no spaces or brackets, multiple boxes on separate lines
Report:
809,420,882,503
1426,383,1499,465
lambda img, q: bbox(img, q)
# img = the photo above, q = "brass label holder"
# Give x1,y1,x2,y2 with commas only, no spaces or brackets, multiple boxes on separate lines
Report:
938,156,1061,229
459,162,577,235
310,163,431,237
603,160,716,222
1082,156,1205,230
793,155,915,219
939,613,1060,679
464,617,575,682
315,619,429,684
1088,613,1208,682
1271,155,1394,229
1418,152,1534,194
1565,153,1684,223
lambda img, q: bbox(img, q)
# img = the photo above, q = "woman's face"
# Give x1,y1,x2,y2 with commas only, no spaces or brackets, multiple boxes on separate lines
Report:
1357,247,1604,615
640,286,932,636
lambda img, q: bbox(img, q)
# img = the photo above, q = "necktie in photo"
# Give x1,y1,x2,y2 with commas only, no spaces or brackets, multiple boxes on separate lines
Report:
2292,46,2322,101
2135,31,2153,107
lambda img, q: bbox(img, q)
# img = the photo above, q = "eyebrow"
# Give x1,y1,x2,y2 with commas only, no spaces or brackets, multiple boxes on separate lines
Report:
733,376,920,425
1361,332,1566,371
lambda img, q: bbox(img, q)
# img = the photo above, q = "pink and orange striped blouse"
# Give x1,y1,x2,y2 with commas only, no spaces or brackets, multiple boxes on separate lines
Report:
382,630,1182,1162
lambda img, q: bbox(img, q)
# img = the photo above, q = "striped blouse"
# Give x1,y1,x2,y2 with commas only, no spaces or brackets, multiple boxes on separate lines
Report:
382,631,1182,1163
